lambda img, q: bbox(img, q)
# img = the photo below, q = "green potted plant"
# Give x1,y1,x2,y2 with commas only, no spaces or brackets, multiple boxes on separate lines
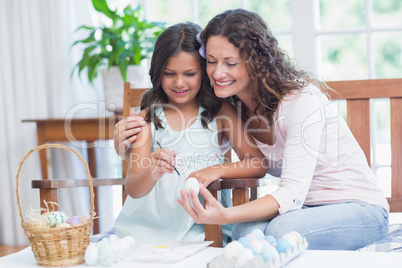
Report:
72,0,165,112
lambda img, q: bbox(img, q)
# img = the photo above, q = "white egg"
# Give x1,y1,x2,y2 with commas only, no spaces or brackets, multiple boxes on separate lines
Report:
123,235,136,248
57,223,71,228
118,238,130,257
236,248,254,266
108,234,119,242
250,229,265,240
84,244,99,266
288,231,303,245
110,241,122,262
249,240,264,254
97,237,109,246
98,244,115,266
282,234,297,249
183,177,200,195
223,240,244,260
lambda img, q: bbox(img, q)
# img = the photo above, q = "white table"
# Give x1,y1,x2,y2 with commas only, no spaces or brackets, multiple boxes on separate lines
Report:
1,246,402,268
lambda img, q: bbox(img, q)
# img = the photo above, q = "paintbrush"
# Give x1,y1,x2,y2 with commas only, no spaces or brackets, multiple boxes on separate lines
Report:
156,141,181,176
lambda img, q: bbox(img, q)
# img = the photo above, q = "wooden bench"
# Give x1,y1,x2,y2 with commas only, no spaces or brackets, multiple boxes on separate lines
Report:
29,79,402,250
326,79,402,211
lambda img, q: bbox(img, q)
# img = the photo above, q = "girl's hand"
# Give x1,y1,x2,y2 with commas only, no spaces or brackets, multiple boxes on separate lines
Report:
176,183,227,225
114,111,146,160
188,167,221,188
150,149,177,178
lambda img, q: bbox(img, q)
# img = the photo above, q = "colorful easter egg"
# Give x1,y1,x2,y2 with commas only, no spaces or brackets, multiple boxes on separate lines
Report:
238,237,251,248
276,238,293,253
260,244,280,262
264,235,277,245
66,215,82,226
46,211,66,228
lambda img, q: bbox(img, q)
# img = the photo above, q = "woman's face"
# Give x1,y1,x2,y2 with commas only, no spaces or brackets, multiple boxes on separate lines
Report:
205,35,252,99
161,51,202,107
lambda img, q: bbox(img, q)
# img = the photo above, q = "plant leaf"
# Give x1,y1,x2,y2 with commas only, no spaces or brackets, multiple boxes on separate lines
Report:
91,0,115,20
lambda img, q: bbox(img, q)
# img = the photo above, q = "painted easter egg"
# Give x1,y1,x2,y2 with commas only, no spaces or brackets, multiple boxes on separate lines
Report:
260,244,280,262
276,238,293,253
238,237,251,248
46,211,66,228
264,235,277,246
66,215,82,226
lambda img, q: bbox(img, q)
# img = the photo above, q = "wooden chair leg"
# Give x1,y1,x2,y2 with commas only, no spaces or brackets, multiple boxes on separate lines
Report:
250,187,257,201
232,188,249,207
205,189,223,247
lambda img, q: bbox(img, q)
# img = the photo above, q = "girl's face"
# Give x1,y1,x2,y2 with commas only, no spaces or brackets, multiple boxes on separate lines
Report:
161,51,202,107
205,35,252,100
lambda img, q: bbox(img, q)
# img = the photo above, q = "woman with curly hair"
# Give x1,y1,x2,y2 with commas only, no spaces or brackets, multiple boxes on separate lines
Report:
114,9,389,250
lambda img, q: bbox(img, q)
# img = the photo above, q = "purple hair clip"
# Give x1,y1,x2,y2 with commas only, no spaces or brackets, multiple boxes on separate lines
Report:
196,33,206,59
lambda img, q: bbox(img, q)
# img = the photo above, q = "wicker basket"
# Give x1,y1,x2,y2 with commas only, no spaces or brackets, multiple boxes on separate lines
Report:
16,144,95,267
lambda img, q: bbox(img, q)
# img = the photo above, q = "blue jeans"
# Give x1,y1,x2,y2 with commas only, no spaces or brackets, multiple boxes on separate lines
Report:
232,201,389,250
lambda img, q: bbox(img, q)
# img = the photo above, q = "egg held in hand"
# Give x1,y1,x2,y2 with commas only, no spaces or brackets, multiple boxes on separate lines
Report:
183,177,200,195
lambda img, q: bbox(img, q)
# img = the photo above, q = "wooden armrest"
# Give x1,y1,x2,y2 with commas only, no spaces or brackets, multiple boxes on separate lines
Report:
206,180,221,191
220,177,269,189
31,178,125,189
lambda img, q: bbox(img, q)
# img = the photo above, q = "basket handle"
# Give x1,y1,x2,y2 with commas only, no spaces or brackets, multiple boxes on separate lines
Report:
16,143,95,227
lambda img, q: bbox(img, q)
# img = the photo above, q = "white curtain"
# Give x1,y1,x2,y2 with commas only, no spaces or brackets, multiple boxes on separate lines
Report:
0,0,118,245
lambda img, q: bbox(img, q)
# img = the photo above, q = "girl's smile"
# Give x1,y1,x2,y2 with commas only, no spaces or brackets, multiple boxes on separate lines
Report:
161,51,202,107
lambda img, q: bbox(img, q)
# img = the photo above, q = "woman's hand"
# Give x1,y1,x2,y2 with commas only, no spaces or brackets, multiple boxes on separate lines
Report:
188,167,222,188
114,111,146,160
176,183,228,225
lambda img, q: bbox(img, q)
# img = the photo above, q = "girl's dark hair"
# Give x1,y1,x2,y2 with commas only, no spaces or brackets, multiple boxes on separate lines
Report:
201,9,328,125
141,22,221,129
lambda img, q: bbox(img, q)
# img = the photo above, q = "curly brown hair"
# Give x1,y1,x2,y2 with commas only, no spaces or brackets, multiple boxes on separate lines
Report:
141,22,221,129
201,9,328,125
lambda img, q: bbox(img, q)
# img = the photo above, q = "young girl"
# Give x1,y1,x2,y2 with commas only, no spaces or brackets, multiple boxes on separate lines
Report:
114,22,266,243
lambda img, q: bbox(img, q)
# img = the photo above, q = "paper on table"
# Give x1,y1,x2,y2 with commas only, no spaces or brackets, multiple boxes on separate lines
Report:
123,241,213,263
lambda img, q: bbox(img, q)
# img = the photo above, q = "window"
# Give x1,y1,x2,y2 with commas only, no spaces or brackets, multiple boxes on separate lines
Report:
309,0,401,197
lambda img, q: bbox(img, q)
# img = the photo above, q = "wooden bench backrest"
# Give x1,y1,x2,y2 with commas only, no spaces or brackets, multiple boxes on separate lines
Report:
326,79,402,212
122,82,149,175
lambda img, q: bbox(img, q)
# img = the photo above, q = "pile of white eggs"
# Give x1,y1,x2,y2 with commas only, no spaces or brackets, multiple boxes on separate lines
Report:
84,235,136,266
208,229,308,268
